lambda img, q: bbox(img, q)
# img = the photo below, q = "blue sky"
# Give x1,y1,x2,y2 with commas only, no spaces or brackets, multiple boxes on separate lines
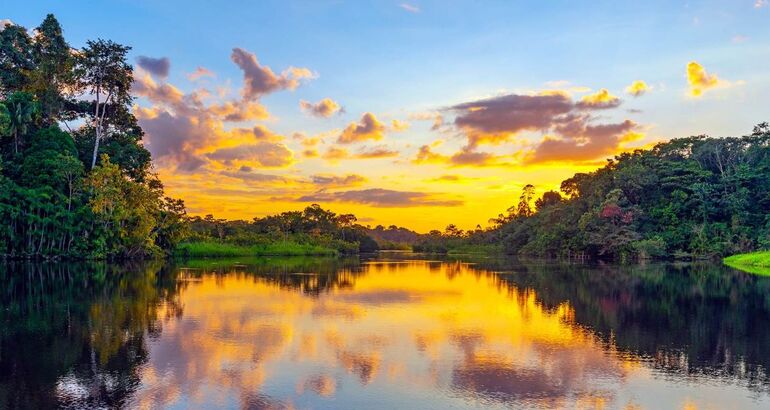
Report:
4,1,769,229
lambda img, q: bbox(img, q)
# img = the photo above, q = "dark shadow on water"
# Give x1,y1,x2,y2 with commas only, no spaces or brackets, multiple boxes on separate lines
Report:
2,254,770,407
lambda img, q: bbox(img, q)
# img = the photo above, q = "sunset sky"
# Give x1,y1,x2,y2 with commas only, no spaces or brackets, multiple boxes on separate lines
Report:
6,1,770,231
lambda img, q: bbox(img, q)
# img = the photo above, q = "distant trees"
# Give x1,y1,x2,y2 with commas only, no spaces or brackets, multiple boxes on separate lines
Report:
185,204,379,253
416,125,770,260
0,14,186,259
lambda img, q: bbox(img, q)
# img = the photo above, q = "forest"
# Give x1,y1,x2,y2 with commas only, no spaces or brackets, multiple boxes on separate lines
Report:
0,15,187,258
416,125,770,261
2,14,768,263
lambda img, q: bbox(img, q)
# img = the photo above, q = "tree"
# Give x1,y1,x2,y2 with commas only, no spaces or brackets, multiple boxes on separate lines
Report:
74,39,133,169
516,184,536,217
0,103,9,135
4,92,39,153
29,14,74,122
86,154,163,258
0,23,34,96
535,190,562,210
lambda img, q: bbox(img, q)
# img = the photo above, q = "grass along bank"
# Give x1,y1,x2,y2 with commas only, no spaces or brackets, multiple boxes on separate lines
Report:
174,241,338,257
723,251,770,276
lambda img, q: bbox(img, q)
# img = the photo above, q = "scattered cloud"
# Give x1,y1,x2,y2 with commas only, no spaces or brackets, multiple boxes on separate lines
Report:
391,119,410,131
208,100,269,121
300,98,342,117
355,145,399,159
187,66,215,81
132,51,317,171
206,141,294,168
409,111,444,131
136,56,170,78
220,166,288,183
231,47,314,101
624,80,649,97
296,189,463,207
444,88,643,165
428,174,475,183
451,93,574,146
322,147,349,162
756,0,768,9
322,145,399,161
294,132,323,147
311,174,367,187
413,144,507,167
0,19,14,31
399,3,420,13
686,61,724,97
576,88,621,109
526,120,639,164
337,112,386,144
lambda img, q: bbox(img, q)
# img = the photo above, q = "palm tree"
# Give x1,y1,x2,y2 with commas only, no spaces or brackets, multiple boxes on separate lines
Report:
5,92,39,154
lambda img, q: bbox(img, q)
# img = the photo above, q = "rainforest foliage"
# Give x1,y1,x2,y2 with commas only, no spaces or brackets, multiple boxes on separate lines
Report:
416,125,770,260
0,15,187,258
182,204,380,255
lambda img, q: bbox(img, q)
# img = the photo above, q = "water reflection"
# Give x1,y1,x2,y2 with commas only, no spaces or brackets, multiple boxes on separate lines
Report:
1,256,769,409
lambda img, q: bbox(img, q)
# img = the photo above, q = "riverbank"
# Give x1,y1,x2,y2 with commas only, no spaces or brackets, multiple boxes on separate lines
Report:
723,251,770,275
174,241,339,257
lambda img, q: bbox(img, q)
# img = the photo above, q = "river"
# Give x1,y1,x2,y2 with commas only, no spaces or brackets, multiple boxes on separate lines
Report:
1,254,769,409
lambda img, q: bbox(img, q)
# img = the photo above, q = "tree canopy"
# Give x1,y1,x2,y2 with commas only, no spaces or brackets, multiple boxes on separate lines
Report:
417,124,770,260
0,14,186,259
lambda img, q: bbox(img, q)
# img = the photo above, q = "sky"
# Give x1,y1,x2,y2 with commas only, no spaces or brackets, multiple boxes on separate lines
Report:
4,1,770,231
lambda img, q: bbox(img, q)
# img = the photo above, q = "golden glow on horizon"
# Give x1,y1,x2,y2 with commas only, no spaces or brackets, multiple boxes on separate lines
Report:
131,50,738,231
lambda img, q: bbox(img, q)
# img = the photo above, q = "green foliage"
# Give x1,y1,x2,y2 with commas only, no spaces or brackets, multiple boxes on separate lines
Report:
0,15,187,260
724,251,770,276
183,204,379,255
174,241,338,257
422,124,770,261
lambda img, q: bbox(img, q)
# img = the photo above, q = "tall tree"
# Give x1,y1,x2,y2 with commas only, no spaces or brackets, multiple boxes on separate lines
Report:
0,23,34,96
74,39,133,169
29,14,75,122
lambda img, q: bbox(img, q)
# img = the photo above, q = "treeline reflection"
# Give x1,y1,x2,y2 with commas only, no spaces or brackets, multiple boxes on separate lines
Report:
0,261,183,409
1,256,769,408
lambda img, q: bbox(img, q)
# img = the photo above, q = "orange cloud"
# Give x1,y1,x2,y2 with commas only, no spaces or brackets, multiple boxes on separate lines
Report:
208,101,269,121
526,120,638,164
391,119,410,131
337,112,386,144
355,145,399,159
577,88,621,109
413,145,507,167
322,147,349,162
303,149,319,158
187,66,215,81
310,174,367,187
206,142,294,168
300,98,342,117
322,145,399,161
296,188,463,207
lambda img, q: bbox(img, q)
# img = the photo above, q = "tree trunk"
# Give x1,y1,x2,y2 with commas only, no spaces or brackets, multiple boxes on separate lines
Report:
91,126,101,169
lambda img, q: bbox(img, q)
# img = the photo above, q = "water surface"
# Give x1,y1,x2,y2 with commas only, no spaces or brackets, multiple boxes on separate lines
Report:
2,255,770,409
